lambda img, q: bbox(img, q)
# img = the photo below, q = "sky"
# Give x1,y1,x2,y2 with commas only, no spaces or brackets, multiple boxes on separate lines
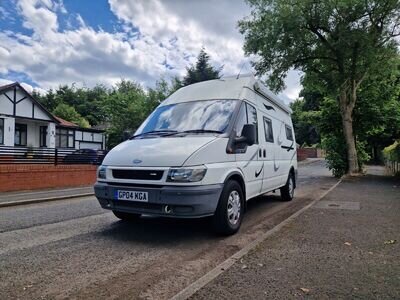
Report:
0,0,302,102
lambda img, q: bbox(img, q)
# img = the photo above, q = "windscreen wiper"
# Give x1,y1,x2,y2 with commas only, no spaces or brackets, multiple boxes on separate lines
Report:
168,129,223,135
130,130,178,139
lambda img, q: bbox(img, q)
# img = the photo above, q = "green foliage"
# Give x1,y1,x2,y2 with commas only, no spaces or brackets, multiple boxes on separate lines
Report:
383,141,400,162
314,95,372,177
240,0,400,92
53,103,90,128
104,80,158,147
290,98,320,146
322,136,347,177
322,134,370,177
319,97,348,176
35,84,109,126
183,48,222,86
356,141,371,170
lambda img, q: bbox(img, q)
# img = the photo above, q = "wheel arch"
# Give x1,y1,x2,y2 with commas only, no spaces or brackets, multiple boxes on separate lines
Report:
223,171,247,208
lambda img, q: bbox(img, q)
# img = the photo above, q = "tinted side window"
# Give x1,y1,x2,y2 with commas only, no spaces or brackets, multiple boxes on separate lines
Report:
234,102,259,144
234,103,247,137
285,124,293,141
264,117,274,143
246,103,258,143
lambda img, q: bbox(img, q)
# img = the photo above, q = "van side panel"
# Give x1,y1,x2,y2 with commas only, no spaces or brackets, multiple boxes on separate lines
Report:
253,93,297,193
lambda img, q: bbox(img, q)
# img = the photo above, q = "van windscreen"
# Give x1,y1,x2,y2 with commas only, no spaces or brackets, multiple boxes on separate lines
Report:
136,100,238,135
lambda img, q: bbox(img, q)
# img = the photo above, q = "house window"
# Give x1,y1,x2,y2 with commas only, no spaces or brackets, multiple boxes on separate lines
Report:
15,123,27,146
56,128,74,148
285,124,294,141
40,126,47,147
263,117,274,143
0,118,3,145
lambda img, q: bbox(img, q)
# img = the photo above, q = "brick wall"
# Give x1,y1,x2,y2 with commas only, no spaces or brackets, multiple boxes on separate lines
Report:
297,147,319,161
297,149,308,161
0,164,97,192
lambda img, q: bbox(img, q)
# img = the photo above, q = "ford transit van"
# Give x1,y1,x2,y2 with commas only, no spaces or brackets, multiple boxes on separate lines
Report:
94,76,297,235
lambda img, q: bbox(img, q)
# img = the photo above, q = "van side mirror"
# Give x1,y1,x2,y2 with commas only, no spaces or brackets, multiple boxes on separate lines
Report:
235,124,256,146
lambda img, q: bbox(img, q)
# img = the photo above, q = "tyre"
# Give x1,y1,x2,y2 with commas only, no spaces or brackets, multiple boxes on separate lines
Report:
213,180,244,235
112,210,141,221
280,173,295,201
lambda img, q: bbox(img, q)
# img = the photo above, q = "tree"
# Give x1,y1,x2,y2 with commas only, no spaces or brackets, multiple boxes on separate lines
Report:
239,0,400,174
33,88,62,112
182,48,222,86
53,103,90,128
73,84,109,126
104,80,158,148
294,55,400,175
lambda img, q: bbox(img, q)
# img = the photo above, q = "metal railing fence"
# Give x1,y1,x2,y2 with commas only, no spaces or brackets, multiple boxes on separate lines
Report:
0,146,106,165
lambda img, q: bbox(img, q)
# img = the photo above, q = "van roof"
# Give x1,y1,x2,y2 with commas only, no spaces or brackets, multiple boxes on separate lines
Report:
161,75,292,114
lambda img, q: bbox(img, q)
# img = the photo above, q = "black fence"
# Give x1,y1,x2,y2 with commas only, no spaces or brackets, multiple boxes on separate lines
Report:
0,146,107,165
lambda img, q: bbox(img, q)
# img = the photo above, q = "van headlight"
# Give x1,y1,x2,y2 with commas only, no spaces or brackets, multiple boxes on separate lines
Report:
167,166,207,182
98,166,107,179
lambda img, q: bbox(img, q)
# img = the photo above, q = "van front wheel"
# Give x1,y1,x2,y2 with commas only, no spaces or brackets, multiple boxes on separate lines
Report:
213,180,244,235
280,173,295,201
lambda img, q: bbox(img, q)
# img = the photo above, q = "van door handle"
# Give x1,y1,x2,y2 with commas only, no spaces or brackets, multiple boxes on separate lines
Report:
259,148,262,157
281,145,294,151
263,149,266,157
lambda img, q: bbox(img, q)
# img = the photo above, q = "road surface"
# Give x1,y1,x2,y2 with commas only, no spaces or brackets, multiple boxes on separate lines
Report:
0,160,336,299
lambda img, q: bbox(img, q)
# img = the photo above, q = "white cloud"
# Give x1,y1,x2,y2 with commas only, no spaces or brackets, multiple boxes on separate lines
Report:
0,0,301,101
17,0,59,38
0,78,47,94
109,0,249,76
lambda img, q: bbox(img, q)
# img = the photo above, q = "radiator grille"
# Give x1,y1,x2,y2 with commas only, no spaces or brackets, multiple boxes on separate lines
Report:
112,169,164,180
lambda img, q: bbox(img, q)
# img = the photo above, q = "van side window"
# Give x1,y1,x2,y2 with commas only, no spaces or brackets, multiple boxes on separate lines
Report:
263,117,274,143
246,103,258,143
285,124,293,141
234,103,247,137
234,102,258,144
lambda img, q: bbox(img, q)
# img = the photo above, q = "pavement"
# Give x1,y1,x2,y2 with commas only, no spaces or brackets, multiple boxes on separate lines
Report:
0,160,338,299
0,186,94,207
191,167,400,299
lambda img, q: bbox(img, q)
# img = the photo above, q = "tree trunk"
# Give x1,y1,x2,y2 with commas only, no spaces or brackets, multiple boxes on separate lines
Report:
339,87,359,175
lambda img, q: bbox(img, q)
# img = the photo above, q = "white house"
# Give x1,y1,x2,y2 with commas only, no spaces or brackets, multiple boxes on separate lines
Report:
0,82,105,150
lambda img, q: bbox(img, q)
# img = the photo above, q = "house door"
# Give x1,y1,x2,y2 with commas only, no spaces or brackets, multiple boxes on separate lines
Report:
40,126,47,147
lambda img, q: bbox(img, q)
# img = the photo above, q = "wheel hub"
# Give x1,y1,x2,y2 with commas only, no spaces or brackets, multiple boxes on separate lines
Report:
227,190,241,225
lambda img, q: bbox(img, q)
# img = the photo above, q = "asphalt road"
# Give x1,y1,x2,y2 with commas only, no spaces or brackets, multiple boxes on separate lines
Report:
0,160,337,300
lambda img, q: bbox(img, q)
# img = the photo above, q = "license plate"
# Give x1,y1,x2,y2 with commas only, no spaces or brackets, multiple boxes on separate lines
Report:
116,190,149,202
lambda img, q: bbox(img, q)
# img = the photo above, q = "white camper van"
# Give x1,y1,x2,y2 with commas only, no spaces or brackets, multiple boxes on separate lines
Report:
95,76,297,235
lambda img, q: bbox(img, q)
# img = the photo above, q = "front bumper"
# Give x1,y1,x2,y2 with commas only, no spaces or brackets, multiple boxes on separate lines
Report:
94,181,223,218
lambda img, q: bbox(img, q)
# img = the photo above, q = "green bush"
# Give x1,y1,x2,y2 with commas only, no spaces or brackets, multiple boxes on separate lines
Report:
322,136,347,177
383,141,400,162
322,136,370,177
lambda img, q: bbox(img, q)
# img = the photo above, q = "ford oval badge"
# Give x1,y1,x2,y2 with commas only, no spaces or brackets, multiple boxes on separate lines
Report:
133,159,142,164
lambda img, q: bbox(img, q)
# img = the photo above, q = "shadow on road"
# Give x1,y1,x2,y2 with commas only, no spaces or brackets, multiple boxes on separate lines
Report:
94,193,284,245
